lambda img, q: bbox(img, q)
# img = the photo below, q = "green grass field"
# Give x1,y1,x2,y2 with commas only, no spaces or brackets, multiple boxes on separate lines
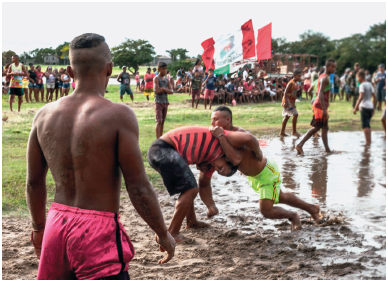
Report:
2,86,384,213
35,65,151,78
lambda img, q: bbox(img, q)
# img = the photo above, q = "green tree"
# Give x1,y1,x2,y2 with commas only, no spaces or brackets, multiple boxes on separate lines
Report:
19,51,32,63
166,48,189,62
112,39,155,74
2,50,17,65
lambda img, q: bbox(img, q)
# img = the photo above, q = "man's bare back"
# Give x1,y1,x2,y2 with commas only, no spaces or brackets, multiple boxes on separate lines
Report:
33,93,131,213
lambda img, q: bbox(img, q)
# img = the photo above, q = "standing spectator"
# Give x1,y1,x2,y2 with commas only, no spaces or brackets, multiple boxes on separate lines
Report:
353,70,376,145
310,67,319,84
352,63,361,108
22,66,30,103
56,68,63,99
243,66,249,81
346,70,356,103
144,67,155,101
280,69,302,137
45,66,56,102
237,67,244,80
35,65,45,102
153,67,158,76
153,62,173,139
117,66,133,102
27,64,37,102
365,69,372,82
7,55,26,112
376,64,386,111
193,59,204,81
340,68,350,100
332,74,340,101
135,72,140,93
203,68,217,110
190,70,202,109
52,68,61,101
303,73,311,99
61,69,71,97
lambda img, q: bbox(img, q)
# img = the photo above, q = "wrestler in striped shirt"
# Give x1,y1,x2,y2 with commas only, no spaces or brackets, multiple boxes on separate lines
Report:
147,126,249,243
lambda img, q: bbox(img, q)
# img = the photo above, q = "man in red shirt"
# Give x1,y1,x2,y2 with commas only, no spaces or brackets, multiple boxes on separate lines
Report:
296,59,337,155
144,67,155,101
147,126,262,242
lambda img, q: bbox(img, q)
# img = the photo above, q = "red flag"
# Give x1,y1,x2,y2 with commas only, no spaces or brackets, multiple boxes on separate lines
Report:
256,23,272,61
241,19,255,59
201,38,215,72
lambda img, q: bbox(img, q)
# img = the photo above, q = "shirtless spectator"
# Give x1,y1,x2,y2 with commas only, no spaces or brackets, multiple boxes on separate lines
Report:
26,33,175,280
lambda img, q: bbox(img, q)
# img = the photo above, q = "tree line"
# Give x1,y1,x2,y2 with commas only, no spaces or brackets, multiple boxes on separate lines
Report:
272,21,386,74
3,21,385,75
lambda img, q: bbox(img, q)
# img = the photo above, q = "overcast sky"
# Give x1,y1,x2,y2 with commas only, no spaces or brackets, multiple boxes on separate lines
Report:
2,2,386,58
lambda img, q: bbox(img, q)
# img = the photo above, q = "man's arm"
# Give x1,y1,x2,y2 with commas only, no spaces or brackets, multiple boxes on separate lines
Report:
26,117,49,259
210,127,262,165
353,91,364,114
117,105,175,264
318,76,329,116
117,72,122,83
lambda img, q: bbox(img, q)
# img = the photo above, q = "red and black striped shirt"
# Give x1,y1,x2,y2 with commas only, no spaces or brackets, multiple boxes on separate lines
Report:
167,126,230,176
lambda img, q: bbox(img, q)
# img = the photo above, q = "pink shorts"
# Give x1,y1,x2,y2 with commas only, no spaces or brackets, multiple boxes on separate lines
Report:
37,203,134,280
204,89,215,99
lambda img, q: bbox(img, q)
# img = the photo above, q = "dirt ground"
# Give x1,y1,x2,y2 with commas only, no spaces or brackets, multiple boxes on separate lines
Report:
2,166,386,280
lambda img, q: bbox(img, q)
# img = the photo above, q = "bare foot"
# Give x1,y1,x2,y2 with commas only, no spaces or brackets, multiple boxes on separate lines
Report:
186,220,210,229
207,205,219,218
295,145,304,155
279,132,289,137
292,132,301,137
310,205,321,224
172,234,190,244
291,214,302,230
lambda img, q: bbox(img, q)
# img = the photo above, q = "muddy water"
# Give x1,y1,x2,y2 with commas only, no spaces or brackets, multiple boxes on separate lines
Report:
190,130,386,278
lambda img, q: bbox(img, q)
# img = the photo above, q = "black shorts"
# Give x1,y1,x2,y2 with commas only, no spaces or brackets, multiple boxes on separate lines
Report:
147,139,197,196
9,88,23,96
361,107,373,129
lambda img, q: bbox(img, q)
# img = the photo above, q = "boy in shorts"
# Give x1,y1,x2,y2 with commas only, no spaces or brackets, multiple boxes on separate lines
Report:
280,69,302,137
203,68,217,110
117,66,134,102
206,125,320,230
135,72,140,93
190,70,202,108
353,70,376,145
144,67,155,101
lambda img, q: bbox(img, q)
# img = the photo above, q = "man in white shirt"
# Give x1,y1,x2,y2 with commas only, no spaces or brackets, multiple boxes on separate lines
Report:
243,66,249,81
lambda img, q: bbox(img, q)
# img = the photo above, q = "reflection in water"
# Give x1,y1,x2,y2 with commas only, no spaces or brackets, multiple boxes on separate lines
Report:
279,137,299,190
309,156,328,203
357,146,375,197
309,138,328,202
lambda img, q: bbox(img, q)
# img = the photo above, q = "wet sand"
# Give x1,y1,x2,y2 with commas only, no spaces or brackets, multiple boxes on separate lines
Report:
2,131,386,279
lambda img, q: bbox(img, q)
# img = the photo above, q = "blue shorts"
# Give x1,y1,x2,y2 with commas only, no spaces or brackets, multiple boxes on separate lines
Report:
334,87,339,94
377,88,386,102
120,84,133,96
34,83,44,89
62,82,70,89
28,83,35,89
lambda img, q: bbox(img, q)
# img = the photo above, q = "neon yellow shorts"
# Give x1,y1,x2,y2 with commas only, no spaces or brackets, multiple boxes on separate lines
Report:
144,88,154,97
247,158,281,204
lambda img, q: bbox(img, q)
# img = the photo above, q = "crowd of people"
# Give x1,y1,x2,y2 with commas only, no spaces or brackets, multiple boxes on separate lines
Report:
2,57,75,111
4,32,381,280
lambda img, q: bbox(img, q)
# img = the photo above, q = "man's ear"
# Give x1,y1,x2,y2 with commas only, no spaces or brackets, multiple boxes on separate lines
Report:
67,66,74,79
106,62,113,77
